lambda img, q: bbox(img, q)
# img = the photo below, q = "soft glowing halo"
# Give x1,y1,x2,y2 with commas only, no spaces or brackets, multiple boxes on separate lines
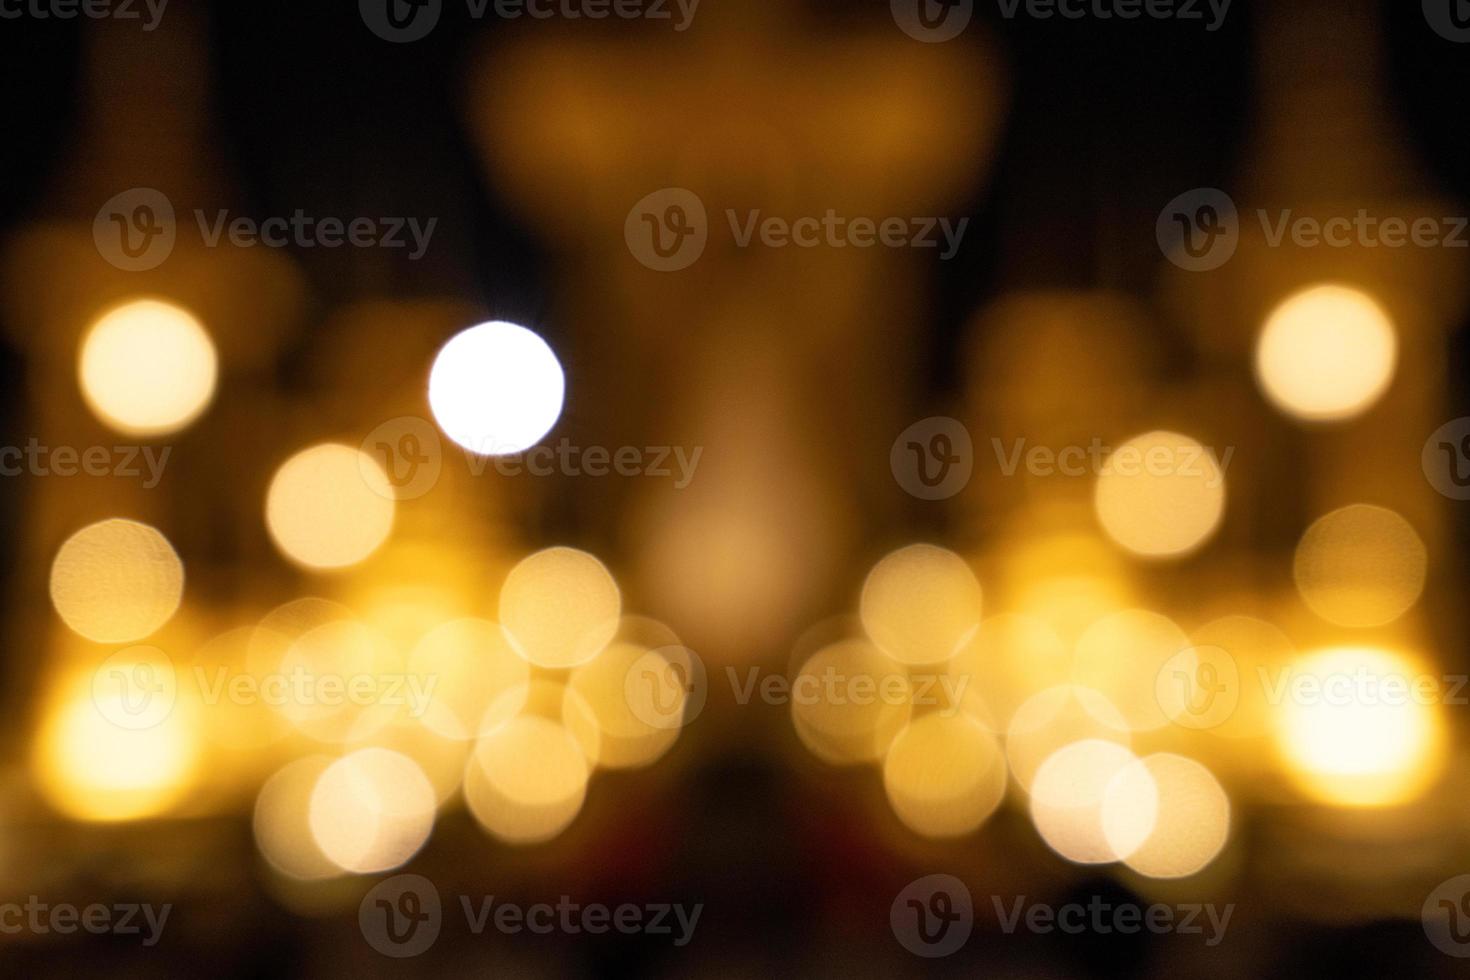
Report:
881,712,1007,838
253,756,344,881
428,320,565,455
791,640,911,765
49,518,184,643
78,298,218,436
1101,753,1230,878
1029,739,1142,864
464,715,589,844
265,443,395,570
1293,504,1427,628
859,544,983,665
308,748,436,874
1255,284,1397,422
1272,646,1445,807
498,547,621,669
1093,431,1225,558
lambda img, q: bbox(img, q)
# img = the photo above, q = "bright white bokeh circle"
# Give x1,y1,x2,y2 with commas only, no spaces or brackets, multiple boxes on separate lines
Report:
428,320,564,456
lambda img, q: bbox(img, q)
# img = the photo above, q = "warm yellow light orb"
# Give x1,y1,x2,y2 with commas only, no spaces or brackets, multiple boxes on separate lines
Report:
1093,431,1225,558
1101,753,1229,878
860,544,982,665
253,756,344,881
308,748,436,873
79,299,217,436
1273,647,1445,807
465,715,589,844
1029,739,1141,865
791,640,911,765
1294,504,1426,628
499,547,621,669
1074,609,1191,731
50,518,183,643
1255,284,1396,422
882,712,1007,839
563,641,681,769
266,443,395,570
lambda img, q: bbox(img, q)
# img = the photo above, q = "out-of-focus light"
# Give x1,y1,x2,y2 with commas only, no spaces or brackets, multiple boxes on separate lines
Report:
882,712,1007,839
946,615,1071,734
265,443,395,570
790,640,911,765
464,714,589,845
409,618,530,740
78,298,218,436
563,641,681,769
1093,431,1225,558
253,756,344,881
275,619,399,743
860,544,982,665
1029,739,1141,864
499,547,621,669
1074,609,1191,731
1006,685,1130,792
34,673,201,822
1183,615,1295,740
1101,753,1229,879
308,748,436,874
1294,504,1426,628
428,320,565,455
1273,646,1445,807
50,518,183,643
1255,284,1396,422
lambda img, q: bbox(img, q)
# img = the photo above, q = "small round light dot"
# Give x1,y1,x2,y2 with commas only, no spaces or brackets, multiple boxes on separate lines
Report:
78,298,218,437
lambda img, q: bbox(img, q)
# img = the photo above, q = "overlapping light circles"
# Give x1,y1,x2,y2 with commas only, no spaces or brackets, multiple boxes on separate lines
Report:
791,640,911,765
499,546,621,669
860,544,983,665
78,298,218,437
49,518,183,642
307,748,436,873
465,713,590,845
883,712,1007,838
266,443,395,570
